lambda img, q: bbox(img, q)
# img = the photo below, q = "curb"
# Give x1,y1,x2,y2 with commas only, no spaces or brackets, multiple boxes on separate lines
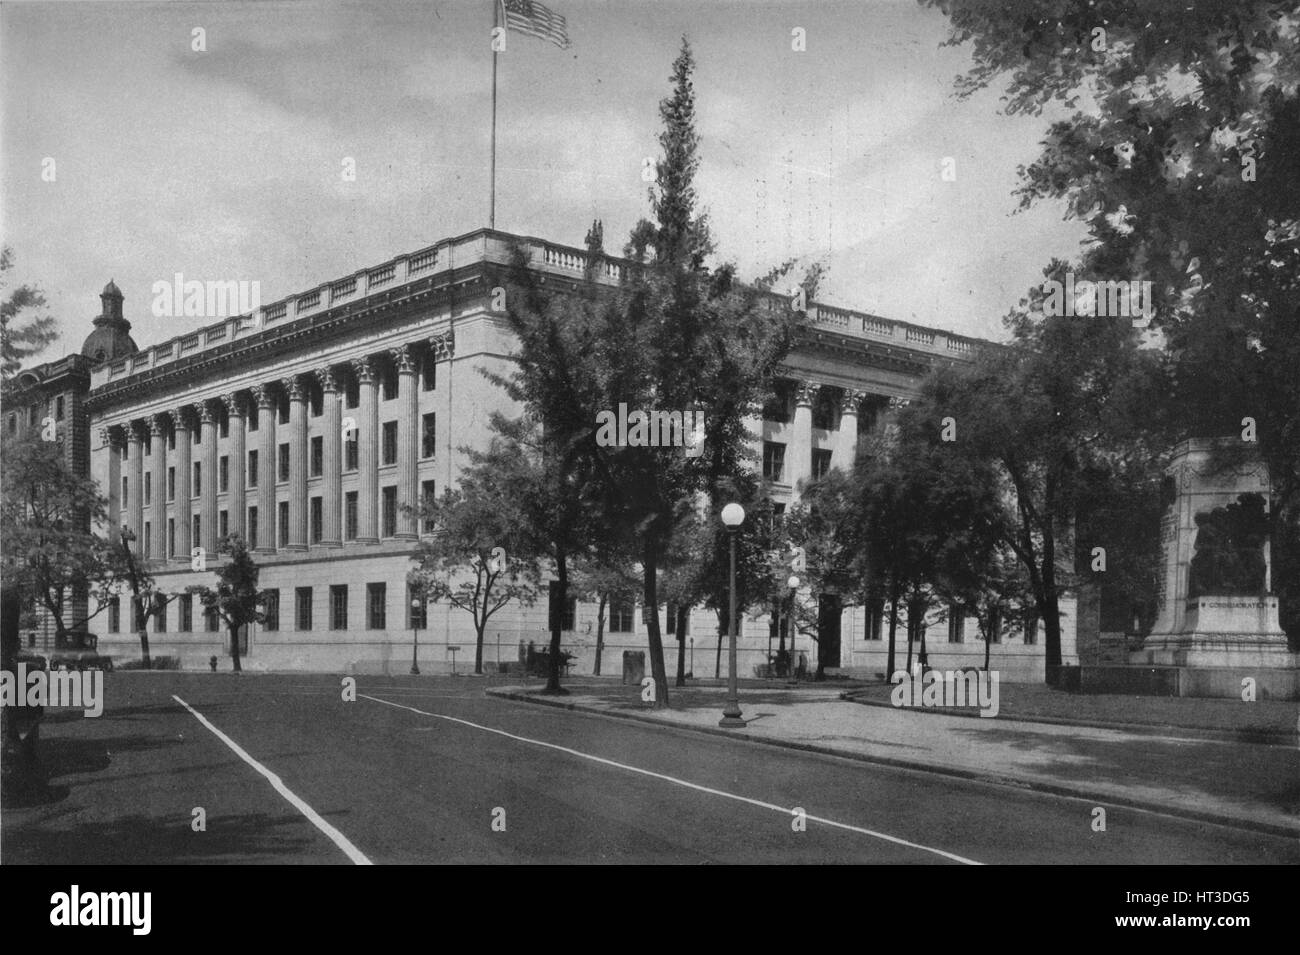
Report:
839,692,1300,747
486,687,1300,841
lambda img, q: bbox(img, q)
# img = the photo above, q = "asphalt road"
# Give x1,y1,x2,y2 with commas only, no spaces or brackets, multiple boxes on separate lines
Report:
4,673,1297,864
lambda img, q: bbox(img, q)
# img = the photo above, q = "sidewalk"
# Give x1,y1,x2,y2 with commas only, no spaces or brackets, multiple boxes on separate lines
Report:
486,681,1300,837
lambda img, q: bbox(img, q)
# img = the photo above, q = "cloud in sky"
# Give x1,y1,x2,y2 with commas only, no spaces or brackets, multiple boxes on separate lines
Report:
2,0,1088,357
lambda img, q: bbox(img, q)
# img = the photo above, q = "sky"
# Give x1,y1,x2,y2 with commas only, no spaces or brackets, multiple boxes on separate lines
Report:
1,0,1090,359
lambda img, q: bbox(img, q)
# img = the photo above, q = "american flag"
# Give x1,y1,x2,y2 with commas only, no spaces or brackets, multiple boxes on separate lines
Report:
499,0,571,49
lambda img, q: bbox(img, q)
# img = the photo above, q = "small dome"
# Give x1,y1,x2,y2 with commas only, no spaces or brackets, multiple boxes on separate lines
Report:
82,279,138,363
82,322,138,363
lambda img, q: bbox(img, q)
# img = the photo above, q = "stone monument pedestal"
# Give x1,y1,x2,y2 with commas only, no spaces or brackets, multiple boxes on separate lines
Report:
1138,595,1291,668
1133,438,1297,672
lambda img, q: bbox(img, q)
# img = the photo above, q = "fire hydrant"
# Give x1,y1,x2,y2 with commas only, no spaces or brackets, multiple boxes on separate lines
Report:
209,655,218,672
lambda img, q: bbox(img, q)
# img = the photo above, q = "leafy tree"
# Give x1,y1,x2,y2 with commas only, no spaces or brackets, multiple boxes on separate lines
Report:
407,482,540,676
569,545,638,677
922,297,1169,681
925,0,1300,639
1,247,58,381
112,526,179,668
189,535,266,673
0,430,117,638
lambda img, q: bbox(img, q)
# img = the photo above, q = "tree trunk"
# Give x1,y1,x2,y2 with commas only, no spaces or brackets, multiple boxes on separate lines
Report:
886,581,900,677
904,598,915,673
642,542,669,708
674,605,687,687
229,624,242,672
474,621,485,675
135,596,151,668
545,550,568,693
1041,529,1063,681
593,592,607,676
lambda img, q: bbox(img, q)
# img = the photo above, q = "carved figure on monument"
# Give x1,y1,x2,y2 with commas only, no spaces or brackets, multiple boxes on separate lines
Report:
1187,493,1269,598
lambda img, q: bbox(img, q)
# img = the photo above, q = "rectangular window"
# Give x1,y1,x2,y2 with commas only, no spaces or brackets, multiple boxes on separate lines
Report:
153,594,167,632
55,395,65,421
248,403,259,432
278,443,290,481
247,450,258,487
812,448,833,481
263,589,279,631
167,519,174,558
367,583,387,629
947,604,965,643
144,522,152,559
666,602,689,636
381,486,397,537
205,606,220,633
278,399,289,426
278,501,289,549
310,436,323,476
345,378,359,410
763,381,793,423
144,434,152,457
610,597,634,634
310,496,323,544
219,455,229,492
381,421,398,465
422,352,436,391
178,594,193,632
310,389,322,418
295,587,313,631
763,441,786,483
167,466,175,501
193,461,202,496
219,509,229,539
866,597,884,641
1023,607,1038,645
345,435,358,471
108,596,121,633
220,414,229,438
421,480,436,533
248,506,259,550
408,584,427,629
144,471,152,505
548,581,576,632
122,476,128,503
192,514,202,550
345,492,358,541
421,413,436,458
330,585,348,630
382,369,398,401
812,389,836,431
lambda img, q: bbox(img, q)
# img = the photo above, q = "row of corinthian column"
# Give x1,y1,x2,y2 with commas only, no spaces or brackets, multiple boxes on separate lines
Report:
98,333,453,563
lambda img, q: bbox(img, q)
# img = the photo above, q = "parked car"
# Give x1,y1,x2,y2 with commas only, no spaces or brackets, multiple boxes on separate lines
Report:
49,631,113,671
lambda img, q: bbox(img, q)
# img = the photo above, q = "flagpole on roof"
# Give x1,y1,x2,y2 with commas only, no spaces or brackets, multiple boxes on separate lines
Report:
490,0,500,230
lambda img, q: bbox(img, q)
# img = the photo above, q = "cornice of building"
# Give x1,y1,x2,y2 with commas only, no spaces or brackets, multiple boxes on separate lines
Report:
85,228,995,412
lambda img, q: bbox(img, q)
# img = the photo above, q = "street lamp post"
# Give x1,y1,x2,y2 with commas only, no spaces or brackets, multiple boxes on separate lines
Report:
410,596,423,675
719,503,746,728
787,574,800,682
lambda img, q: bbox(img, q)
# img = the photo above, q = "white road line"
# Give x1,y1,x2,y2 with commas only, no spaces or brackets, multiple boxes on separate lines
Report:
172,694,373,866
362,693,982,865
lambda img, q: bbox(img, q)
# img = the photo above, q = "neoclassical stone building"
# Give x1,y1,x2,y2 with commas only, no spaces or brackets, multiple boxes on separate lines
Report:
78,229,1079,679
